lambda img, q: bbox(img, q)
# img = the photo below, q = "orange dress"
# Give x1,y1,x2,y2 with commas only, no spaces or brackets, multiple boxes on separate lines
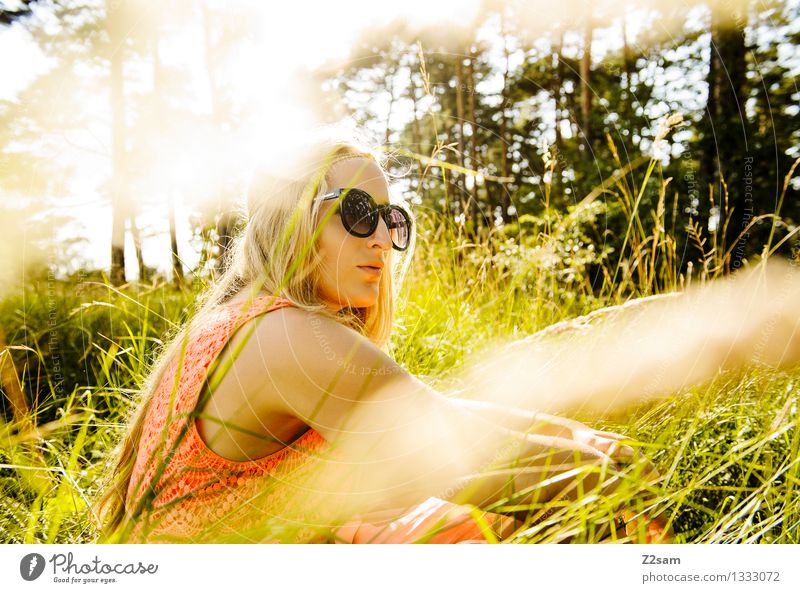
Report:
124,294,513,543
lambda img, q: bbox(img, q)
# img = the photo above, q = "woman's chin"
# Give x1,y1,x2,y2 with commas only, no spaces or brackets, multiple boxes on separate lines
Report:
324,292,377,311
349,297,378,309
347,288,379,309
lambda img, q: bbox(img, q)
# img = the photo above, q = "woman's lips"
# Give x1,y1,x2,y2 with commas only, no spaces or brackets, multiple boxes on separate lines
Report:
357,265,382,278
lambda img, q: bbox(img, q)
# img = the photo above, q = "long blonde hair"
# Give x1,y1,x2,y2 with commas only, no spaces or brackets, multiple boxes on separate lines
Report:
93,126,415,539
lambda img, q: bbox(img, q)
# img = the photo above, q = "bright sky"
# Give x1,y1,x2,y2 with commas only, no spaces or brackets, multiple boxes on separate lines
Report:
0,23,52,100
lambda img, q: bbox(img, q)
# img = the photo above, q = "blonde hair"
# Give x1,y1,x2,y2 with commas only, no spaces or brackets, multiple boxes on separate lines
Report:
93,125,415,539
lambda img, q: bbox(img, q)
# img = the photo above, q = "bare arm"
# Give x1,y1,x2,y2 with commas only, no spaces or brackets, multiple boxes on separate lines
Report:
448,396,635,458
248,307,610,520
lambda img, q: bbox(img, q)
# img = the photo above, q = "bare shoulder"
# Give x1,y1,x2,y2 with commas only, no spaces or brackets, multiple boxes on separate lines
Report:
258,306,382,363
252,306,413,440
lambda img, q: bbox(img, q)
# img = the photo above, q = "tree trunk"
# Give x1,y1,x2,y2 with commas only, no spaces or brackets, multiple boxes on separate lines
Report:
715,10,750,271
151,26,183,288
698,13,719,233
168,192,184,289
700,8,750,270
215,212,233,276
467,50,479,231
128,214,146,281
497,14,512,224
455,54,466,221
553,30,564,193
202,1,233,277
409,54,424,199
107,0,127,286
622,12,633,111
580,13,593,160
384,64,396,146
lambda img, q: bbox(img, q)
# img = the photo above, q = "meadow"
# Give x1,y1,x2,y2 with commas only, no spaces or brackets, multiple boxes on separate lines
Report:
1,149,798,544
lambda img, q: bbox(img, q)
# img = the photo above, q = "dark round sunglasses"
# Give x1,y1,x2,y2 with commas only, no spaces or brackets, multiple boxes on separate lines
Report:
317,187,412,251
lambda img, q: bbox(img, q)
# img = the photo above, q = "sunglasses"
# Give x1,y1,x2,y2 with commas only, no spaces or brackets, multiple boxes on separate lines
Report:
317,187,412,251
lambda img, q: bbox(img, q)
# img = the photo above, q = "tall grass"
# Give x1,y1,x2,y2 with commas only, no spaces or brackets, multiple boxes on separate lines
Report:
1,145,798,543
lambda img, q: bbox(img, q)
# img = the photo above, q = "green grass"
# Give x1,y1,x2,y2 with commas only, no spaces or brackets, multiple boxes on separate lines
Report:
384,207,799,543
1,151,798,544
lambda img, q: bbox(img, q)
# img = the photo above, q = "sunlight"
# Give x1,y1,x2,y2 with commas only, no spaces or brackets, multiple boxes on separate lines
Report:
1,0,799,554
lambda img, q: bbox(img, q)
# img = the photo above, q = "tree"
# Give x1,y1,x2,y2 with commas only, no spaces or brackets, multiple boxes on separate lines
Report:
305,0,796,279
0,0,35,24
746,0,799,257
106,0,130,285
580,9,594,161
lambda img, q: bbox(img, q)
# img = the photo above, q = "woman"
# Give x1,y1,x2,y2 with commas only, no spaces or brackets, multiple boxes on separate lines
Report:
95,126,797,544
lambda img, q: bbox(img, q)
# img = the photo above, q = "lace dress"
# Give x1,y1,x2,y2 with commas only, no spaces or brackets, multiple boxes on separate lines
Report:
123,295,513,543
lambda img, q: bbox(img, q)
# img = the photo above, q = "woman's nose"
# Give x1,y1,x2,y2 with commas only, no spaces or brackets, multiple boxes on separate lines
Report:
368,216,392,251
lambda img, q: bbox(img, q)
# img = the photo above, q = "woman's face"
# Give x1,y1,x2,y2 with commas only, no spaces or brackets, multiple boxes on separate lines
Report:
315,157,393,312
